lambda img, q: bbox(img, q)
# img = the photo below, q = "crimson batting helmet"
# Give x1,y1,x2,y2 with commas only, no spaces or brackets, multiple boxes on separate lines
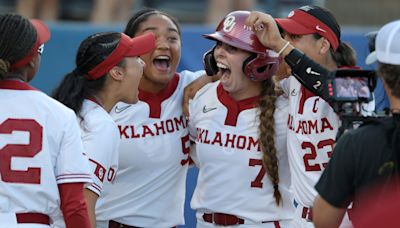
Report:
203,10,280,81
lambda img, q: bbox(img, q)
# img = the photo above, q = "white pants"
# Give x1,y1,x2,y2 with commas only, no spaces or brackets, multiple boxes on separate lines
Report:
195,212,293,228
293,202,353,228
196,219,293,228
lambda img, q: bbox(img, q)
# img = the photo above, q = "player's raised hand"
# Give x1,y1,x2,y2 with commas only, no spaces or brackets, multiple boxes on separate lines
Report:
244,11,287,54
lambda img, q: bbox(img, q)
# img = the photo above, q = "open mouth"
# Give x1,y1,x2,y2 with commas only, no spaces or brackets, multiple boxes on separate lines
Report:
217,62,231,77
153,55,170,72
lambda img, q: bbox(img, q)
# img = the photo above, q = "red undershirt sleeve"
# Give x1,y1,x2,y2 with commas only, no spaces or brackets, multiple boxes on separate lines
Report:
58,183,91,228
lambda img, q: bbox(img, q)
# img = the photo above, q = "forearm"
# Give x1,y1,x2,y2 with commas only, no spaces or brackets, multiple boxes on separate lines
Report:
84,188,99,228
277,43,334,102
313,195,346,228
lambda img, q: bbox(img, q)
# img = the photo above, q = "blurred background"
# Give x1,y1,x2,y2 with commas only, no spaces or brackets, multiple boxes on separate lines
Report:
1,0,398,227
0,0,398,25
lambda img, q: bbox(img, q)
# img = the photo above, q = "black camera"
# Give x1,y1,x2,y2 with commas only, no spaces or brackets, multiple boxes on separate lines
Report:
325,69,376,104
322,69,381,138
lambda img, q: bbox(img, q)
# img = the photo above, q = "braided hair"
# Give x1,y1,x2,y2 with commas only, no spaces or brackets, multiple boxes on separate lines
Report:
258,79,281,205
52,32,124,115
0,13,36,79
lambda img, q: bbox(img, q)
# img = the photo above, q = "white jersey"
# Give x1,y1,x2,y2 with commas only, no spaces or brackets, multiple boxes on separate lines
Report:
280,76,339,207
0,80,92,225
189,82,294,222
96,71,202,227
79,99,119,196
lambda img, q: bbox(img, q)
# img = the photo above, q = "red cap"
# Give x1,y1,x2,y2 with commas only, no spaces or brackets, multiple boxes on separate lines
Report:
11,19,51,70
86,32,156,80
275,6,340,51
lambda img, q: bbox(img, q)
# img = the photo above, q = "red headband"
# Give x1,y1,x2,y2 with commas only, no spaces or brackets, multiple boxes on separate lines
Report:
11,19,51,70
275,9,339,51
86,33,155,80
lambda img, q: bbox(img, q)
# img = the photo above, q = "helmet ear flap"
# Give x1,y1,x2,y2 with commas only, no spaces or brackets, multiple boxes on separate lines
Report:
203,46,218,76
242,53,257,77
243,54,280,81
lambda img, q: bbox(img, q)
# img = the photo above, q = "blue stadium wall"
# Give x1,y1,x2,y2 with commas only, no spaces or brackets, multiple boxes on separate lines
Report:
32,23,381,228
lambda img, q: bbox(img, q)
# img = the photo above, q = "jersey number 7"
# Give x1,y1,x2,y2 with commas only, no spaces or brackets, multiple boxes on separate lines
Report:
0,118,42,184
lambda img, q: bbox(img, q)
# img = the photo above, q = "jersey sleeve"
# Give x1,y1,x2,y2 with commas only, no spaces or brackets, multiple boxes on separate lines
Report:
83,120,119,196
180,70,206,86
315,132,356,208
56,112,92,184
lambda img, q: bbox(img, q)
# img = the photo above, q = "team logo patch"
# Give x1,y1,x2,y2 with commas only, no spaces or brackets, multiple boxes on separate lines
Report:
114,105,131,113
291,89,298,96
223,15,236,33
306,67,321,76
202,105,217,113
94,164,106,182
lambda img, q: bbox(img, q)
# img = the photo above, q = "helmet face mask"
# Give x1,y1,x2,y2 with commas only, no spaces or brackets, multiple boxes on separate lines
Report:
203,11,280,81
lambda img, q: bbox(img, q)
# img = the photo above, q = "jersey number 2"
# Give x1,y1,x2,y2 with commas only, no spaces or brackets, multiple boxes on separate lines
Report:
0,118,42,184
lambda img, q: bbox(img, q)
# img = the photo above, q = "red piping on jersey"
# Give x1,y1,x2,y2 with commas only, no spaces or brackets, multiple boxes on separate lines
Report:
0,79,38,91
216,84,260,126
86,97,102,107
298,86,316,114
138,74,180,118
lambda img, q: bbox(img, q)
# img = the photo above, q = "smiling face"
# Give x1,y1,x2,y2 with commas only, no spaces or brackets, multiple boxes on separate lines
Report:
213,41,262,100
133,14,181,93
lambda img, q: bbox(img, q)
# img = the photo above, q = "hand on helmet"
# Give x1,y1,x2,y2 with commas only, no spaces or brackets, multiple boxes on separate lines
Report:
244,11,288,54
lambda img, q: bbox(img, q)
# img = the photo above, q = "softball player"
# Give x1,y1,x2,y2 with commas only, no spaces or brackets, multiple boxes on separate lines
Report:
53,32,155,228
0,14,92,228
189,11,294,227
95,9,207,228
245,6,356,227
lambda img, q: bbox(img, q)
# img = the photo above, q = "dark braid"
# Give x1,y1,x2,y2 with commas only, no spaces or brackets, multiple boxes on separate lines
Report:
52,32,123,115
258,79,281,205
124,8,181,37
0,13,36,78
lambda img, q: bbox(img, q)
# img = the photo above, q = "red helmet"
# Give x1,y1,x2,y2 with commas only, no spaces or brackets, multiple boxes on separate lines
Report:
203,11,280,81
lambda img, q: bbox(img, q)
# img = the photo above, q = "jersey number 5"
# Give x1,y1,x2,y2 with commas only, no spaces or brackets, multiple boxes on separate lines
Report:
0,118,42,184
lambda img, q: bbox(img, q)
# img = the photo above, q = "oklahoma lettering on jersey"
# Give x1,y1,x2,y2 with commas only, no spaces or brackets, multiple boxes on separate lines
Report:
281,76,339,207
189,82,293,222
195,127,261,151
0,80,92,224
96,71,202,227
118,115,187,138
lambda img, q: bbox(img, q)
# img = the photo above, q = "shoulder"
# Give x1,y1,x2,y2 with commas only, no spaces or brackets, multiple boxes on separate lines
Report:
192,81,219,102
38,94,78,121
81,101,118,135
178,70,205,85
335,118,390,154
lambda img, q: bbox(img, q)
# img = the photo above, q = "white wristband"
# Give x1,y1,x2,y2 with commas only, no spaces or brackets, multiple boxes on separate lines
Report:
277,41,291,56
